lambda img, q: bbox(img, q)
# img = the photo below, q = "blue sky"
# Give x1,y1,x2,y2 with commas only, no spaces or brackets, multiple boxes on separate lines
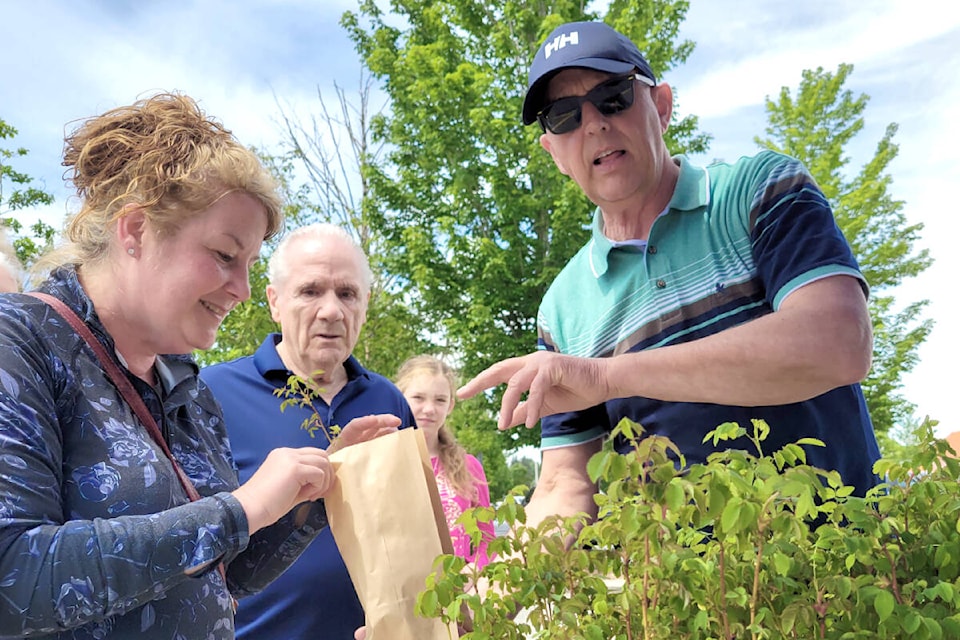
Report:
2,1,958,436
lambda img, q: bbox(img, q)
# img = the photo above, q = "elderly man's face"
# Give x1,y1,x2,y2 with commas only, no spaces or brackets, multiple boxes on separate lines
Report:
266,234,369,381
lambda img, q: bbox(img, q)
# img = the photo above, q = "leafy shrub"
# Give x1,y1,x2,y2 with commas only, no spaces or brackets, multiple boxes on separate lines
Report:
417,418,960,639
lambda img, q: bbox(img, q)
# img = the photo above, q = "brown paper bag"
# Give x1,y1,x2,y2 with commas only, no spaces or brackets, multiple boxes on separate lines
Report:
327,428,459,640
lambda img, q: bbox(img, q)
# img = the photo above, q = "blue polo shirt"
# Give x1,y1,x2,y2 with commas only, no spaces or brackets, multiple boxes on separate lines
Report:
200,334,416,640
538,151,880,495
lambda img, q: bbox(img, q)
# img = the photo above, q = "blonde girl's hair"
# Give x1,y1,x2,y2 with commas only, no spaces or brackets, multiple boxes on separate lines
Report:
395,355,484,502
35,91,283,273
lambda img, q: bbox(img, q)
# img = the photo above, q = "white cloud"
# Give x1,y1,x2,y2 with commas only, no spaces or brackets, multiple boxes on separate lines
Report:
676,1,960,120
1,0,365,219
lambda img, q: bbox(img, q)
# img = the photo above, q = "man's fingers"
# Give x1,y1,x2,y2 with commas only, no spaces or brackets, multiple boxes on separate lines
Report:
294,455,335,500
500,400,532,431
372,413,402,429
497,364,540,430
457,354,558,430
524,370,552,429
457,358,524,400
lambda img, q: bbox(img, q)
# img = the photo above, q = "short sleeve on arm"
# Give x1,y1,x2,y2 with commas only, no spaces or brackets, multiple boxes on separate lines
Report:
743,152,867,310
540,404,609,451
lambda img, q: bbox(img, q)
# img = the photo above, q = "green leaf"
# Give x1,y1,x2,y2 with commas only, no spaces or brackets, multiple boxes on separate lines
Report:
874,589,895,622
664,479,686,512
586,451,605,483
773,552,792,576
721,497,742,533
780,603,798,634
583,623,605,640
903,610,922,634
922,617,943,640
739,501,759,532
417,589,439,616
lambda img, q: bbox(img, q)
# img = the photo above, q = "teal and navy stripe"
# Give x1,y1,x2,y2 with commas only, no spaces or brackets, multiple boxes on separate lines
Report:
538,152,865,358
537,151,879,495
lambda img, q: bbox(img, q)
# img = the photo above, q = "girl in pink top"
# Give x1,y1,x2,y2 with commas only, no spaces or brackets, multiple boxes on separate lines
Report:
396,355,495,568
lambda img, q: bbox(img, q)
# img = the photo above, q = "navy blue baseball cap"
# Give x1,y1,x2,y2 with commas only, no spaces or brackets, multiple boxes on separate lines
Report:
522,21,657,125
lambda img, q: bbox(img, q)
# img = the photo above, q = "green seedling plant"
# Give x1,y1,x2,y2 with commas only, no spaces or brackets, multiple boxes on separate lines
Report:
272,373,341,441
417,418,960,639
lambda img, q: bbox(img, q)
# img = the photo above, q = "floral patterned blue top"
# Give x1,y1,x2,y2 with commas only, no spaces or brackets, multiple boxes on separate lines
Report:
0,268,328,639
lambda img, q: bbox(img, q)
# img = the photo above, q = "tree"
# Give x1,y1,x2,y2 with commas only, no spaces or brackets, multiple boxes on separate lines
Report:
339,4,926,480
341,0,708,465
0,118,56,267
507,454,538,496
756,64,932,444
202,76,432,375
274,75,433,377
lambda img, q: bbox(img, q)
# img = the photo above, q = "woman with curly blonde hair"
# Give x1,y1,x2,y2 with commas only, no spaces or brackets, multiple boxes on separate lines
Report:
0,92,359,639
395,355,495,568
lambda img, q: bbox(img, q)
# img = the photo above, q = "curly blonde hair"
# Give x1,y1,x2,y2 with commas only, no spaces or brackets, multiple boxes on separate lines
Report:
38,92,283,271
395,355,483,502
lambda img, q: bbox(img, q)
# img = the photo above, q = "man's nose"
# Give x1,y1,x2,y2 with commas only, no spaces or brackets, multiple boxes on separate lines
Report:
580,100,610,133
315,292,345,319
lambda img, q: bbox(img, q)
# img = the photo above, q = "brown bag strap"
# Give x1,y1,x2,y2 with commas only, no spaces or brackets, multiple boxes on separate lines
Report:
28,292,234,600
28,292,202,502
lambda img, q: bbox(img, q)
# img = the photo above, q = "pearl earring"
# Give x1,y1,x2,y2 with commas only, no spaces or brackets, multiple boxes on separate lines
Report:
127,248,135,256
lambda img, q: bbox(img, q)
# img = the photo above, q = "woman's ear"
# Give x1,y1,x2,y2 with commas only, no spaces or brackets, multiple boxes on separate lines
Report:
116,204,148,257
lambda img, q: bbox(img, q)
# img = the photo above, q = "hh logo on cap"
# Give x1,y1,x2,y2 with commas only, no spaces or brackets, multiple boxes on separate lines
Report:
544,31,579,59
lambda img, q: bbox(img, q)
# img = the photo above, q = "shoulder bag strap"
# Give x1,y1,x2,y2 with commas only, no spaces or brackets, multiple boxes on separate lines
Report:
28,292,202,501
27,292,234,604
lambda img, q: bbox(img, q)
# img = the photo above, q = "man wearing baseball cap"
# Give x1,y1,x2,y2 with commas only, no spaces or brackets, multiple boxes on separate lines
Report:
460,21,881,530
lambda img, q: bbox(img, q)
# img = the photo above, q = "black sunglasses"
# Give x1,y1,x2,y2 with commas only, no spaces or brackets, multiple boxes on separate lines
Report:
536,73,654,135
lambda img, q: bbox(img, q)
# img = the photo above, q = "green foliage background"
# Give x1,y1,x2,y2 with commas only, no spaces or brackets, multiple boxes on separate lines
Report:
338,1,930,494
0,2,934,501
1,119,56,268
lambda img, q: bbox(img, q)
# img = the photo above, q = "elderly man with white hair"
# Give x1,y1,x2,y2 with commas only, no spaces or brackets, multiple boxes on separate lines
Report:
201,222,415,640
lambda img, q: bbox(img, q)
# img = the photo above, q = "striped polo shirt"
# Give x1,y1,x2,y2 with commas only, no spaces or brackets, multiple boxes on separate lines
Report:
538,151,880,494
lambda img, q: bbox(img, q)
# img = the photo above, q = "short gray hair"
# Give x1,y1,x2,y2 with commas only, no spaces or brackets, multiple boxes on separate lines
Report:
267,223,373,291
